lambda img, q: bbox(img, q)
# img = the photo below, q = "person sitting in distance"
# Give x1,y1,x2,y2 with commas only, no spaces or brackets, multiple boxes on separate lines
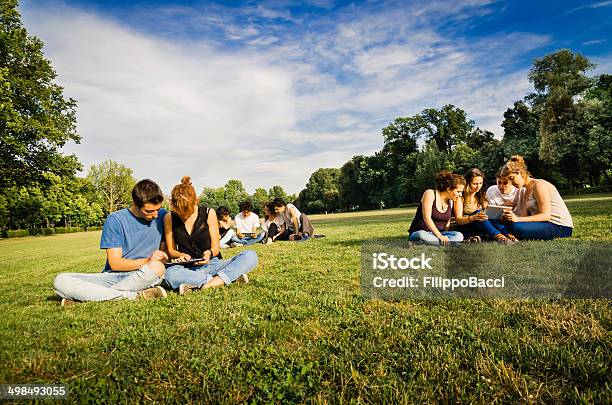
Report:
272,198,315,240
232,200,266,245
263,201,289,244
216,206,236,248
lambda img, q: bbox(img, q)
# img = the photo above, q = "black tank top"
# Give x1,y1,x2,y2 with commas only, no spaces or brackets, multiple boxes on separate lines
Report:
171,206,221,259
409,191,452,233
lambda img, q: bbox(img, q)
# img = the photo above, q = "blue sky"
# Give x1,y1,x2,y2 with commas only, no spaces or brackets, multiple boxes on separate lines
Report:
19,0,612,194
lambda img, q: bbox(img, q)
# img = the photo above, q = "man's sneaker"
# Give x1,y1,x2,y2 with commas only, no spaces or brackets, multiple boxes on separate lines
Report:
265,237,273,245
60,298,77,307
230,242,243,248
137,286,167,300
179,283,199,295
236,274,249,284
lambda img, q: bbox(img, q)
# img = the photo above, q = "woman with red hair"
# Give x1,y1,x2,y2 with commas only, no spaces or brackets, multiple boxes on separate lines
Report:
163,176,258,294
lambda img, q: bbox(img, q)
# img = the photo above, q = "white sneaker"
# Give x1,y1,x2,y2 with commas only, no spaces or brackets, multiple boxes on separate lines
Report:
236,274,249,284
60,298,77,307
179,283,198,295
265,238,273,245
137,286,167,300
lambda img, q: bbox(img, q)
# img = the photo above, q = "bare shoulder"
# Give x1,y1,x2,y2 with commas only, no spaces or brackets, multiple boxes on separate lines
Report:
534,178,553,193
422,189,435,200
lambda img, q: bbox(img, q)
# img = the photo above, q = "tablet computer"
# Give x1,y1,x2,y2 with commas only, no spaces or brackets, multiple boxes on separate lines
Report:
484,204,508,220
164,258,203,267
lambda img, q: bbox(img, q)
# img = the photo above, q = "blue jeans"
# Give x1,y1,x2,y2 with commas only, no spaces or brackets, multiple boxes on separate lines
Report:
231,232,265,246
409,230,464,245
220,229,235,248
507,222,573,240
164,250,258,289
54,264,162,302
455,210,510,239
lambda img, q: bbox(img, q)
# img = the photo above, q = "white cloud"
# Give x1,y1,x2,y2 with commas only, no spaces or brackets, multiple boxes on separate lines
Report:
19,0,556,195
21,3,299,193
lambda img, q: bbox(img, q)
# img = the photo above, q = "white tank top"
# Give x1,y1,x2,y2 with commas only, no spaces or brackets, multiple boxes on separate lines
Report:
282,203,301,229
525,180,573,228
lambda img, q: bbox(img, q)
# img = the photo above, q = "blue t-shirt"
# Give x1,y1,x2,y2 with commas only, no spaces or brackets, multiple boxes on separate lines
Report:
100,208,167,272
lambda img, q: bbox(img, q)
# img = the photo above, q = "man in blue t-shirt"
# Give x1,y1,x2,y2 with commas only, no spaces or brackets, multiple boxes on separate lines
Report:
54,180,170,305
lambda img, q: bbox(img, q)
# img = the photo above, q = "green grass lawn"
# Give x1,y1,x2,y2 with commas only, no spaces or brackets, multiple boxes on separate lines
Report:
0,194,610,402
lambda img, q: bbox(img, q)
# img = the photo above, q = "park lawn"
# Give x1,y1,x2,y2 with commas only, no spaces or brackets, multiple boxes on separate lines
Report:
0,194,610,403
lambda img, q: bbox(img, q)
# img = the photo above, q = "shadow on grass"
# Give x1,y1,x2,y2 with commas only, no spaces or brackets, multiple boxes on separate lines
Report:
46,294,61,303
326,235,408,248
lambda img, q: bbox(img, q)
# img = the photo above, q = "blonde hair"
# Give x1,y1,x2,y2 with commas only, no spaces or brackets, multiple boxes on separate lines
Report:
171,176,197,218
501,155,530,178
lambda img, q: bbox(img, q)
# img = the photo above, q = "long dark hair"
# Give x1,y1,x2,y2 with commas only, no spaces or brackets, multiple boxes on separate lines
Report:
463,168,487,207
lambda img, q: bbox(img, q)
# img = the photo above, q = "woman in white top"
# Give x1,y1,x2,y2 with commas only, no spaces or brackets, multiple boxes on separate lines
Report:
500,155,573,240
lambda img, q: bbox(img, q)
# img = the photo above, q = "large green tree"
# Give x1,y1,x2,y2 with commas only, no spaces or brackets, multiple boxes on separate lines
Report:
337,156,371,210
86,160,136,215
418,105,475,154
200,180,250,216
251,187,269,214
502,102,539,159
268,185,289,202
0,0,81,189
298,168,341,213
528,49,595,187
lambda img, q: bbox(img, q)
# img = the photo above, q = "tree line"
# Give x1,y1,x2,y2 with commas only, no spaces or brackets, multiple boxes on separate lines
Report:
294,50,611,213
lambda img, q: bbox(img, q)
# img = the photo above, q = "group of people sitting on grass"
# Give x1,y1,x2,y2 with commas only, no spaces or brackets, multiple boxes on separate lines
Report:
54,176,319,306
53,153,574,305
408,155,574,246
216,194,315,248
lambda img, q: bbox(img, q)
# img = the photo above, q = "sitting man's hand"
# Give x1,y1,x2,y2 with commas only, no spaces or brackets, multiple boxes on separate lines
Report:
150,250,169,262
251,233,257,238
237,232,244,239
